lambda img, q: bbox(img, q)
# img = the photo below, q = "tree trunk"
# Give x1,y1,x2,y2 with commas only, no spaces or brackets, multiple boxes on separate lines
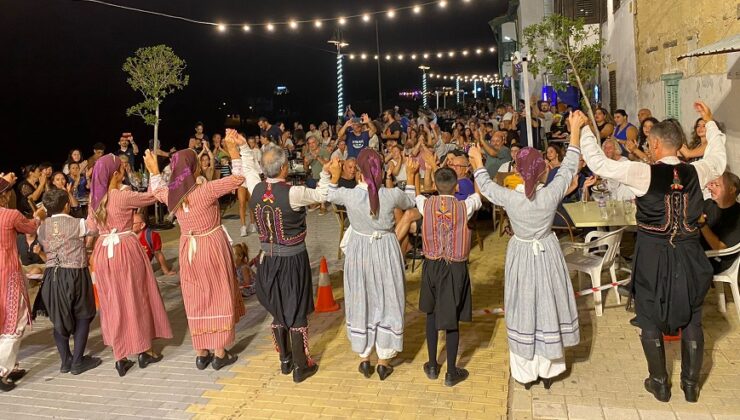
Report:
154,103,160,152
568,55,600,142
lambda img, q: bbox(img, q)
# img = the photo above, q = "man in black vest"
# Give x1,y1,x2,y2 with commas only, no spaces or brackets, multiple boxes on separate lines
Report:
579,102,727,403
237,140,333,383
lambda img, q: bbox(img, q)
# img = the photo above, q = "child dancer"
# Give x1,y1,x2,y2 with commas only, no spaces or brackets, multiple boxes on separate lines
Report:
38,188,101,374
407,165,482,387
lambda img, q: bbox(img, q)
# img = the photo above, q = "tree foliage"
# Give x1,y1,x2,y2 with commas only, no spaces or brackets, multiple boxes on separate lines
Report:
123,45,189,127
523,15,602,135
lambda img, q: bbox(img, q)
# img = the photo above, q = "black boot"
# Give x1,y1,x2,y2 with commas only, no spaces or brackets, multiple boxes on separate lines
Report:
290,327,318,383
196,351,213,370
640,337,671,402
138,351,163,369
271,325,293,375
680,340,703,403
115,359,134,377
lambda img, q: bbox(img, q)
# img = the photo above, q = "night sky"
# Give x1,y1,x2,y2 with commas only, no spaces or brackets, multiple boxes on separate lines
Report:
2,0,504,170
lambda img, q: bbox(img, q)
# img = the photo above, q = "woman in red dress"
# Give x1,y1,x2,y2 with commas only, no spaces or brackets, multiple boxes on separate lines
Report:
87,154,172,377
0,173,44,392
147,132,246,370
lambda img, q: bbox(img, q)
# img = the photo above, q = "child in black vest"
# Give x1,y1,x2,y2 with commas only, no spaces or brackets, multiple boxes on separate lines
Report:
37,188,101,374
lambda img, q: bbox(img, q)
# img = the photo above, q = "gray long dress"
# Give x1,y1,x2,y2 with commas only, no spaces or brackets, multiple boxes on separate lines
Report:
327,183,415,358
474,148,581,366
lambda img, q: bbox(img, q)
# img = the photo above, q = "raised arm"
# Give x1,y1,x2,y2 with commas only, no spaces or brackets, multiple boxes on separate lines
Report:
469,146,511,207
690,102,727,188
326,157,348,206
337,119,352,141
203,130,247,200
580,121,650,197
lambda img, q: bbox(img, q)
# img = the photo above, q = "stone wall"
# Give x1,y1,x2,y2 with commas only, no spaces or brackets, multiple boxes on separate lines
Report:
635,0,740,172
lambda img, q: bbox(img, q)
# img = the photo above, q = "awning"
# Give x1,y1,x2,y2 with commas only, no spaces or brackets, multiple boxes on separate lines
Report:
677,34,740,60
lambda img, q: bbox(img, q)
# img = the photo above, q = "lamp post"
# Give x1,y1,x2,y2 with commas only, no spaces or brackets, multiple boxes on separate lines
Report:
513,52,533,147
419,65,430,107
456,77,461,104
328,30,349,119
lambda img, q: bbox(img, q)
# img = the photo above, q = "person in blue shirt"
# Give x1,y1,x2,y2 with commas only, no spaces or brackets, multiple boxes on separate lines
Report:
446,151,475,200
337,113,377,158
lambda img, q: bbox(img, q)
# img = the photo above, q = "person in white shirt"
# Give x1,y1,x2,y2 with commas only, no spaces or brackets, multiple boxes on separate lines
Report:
331,140,348,161
600,139,636,200
580,102,726,404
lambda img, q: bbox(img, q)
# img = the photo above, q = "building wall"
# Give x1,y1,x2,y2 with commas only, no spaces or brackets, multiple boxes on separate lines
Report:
600,0,638,119
634,0,740,172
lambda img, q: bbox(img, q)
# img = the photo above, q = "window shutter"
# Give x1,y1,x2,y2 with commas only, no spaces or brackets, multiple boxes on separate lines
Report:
661,72,683,120
608,70,618,113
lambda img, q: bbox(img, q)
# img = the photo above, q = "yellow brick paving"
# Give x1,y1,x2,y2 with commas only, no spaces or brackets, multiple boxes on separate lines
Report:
187,233,512,420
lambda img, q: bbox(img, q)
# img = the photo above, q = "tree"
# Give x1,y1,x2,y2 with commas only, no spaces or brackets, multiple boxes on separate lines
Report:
523,15,603,139
123,45,189,151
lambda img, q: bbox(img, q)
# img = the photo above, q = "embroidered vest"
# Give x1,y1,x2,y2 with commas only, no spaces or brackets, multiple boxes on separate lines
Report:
249,182,307,246
422,196,471,262
636,163,703,244
38,215,87,269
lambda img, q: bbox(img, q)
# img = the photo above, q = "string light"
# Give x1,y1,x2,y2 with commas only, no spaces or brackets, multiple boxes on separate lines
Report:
361,53,367,60
77,0,492,32
289,20,298,29
242,24,250,32
267,23,275,31
348,46,496,62
427,72,502,83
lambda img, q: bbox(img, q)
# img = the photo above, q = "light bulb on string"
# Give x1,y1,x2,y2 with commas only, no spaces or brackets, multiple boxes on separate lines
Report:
267,23,275,31
349,54,355,60
475,48,482,54
462,50,469,56
387,9,396,18
314,20,322,28
338,17,346,25
439,1,448,8
413,5,422,14
374,54,379,59
217,23,226,32
242,25,250,32
448,51,455,57
289,20,298,29
423,53,430,59
385,54,392,60
361,53,367,60
489,47,495,52
411,54,417,60
362,14,371,22
436,52,443,58
398,54,404,60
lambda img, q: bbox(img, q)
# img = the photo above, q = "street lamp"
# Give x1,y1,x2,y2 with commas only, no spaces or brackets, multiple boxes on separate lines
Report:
328,29,349,118
419,65,430,107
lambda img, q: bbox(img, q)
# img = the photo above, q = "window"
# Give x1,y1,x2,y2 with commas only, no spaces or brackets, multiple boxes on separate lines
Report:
555,0,603,24
608,70,617,113
661,73,683,120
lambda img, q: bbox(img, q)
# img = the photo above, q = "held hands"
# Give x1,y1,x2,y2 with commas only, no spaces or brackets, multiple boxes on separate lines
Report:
33,205,46,220
143,150,160,175
406,157,420,178
694,101,712,122
568,110,589,131
1,172,18,187
467,146,484,170
325,156,343,179
361,113,370,124
223,129,240,157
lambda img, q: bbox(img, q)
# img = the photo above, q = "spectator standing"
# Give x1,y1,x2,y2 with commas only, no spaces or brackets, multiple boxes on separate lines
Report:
258,117,282,144
338,114,376,158
114,133,139,169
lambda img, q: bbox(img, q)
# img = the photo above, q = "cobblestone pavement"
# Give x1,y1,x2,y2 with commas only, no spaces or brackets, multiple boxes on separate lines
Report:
3,208,739,420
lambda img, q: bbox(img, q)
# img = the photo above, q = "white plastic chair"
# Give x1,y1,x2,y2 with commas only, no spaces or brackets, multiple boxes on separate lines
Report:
562,227,626,316
706,242,740,322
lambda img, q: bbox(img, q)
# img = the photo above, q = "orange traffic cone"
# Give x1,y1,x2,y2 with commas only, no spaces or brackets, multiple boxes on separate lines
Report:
315,257,340,312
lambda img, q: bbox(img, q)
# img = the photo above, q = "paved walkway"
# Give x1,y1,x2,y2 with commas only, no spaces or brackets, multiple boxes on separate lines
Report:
2,207,739,420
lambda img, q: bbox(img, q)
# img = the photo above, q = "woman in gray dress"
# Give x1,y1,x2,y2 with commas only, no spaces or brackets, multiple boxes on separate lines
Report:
326,149,416,381
468,111,588,389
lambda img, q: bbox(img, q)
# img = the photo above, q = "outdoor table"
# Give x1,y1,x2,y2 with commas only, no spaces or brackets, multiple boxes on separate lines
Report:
563,201,636,228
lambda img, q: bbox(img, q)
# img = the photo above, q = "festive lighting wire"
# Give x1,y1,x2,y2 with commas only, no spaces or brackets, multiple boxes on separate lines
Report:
347,46,495,61
75,0,482,29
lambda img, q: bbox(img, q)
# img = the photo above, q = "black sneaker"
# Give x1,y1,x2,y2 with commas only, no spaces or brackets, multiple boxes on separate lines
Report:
212,351,238,371
444,368,469,387
60,356,72,373
71,356,102,375
423,362,440,380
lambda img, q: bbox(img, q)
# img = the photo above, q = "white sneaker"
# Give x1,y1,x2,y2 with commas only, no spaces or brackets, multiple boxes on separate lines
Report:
248,224,257,234
240,225,247,237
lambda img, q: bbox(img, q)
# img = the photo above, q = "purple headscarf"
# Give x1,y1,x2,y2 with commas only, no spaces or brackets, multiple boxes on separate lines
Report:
89,154,122,212
357,149,384,216
167,149,198,213
515,147,547,200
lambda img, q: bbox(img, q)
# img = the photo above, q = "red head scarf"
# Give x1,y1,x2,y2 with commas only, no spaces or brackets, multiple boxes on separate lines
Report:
515,147,547,200
357,149,384,216
167,149,198,213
